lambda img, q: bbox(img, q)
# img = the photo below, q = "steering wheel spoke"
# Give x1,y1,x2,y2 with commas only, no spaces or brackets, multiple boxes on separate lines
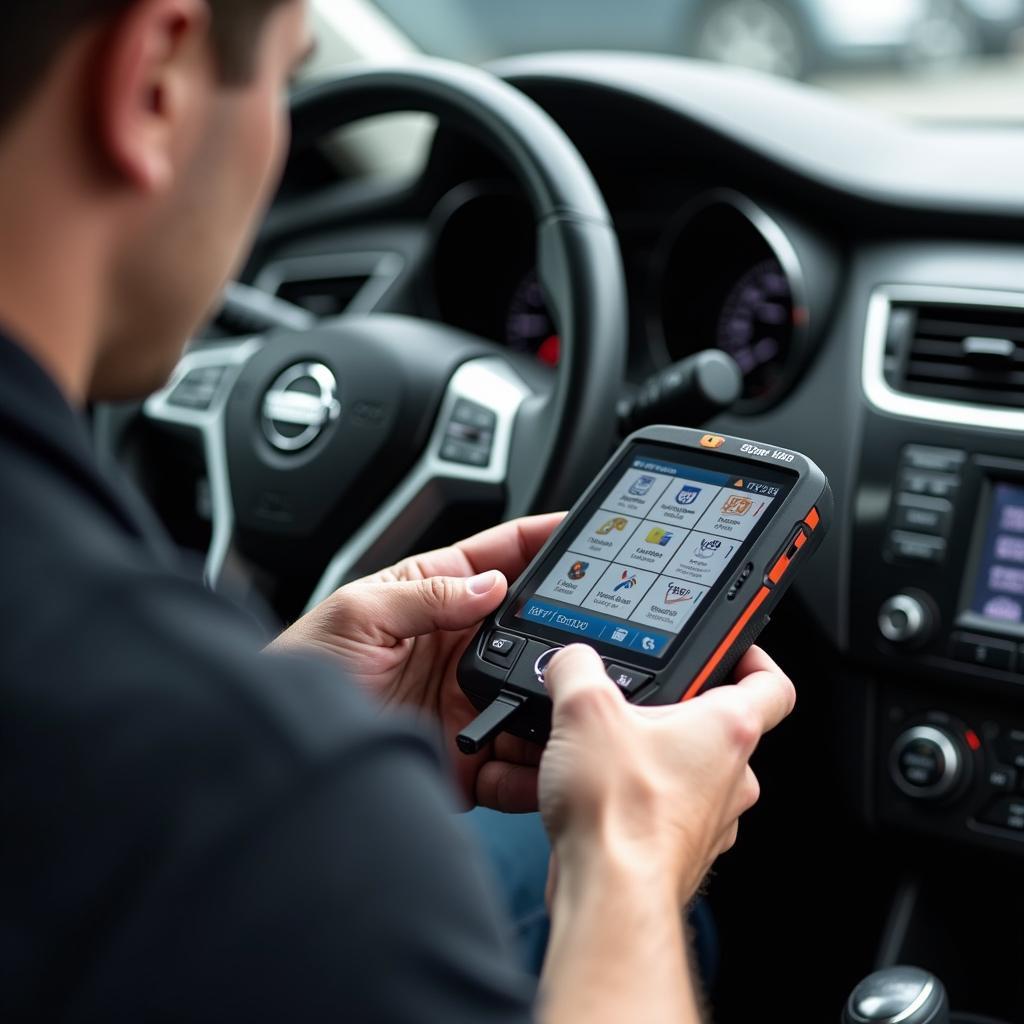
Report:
143,337,263,589
305,356,532,609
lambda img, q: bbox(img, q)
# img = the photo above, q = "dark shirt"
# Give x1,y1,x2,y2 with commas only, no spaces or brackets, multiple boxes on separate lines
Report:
0,334,535,1021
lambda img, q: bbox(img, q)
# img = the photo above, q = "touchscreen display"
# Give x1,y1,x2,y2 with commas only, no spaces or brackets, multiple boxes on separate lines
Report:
968,481,1024,626
508,446,794,659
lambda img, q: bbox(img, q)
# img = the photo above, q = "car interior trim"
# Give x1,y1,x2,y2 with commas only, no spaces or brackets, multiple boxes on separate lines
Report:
863,283,1024,432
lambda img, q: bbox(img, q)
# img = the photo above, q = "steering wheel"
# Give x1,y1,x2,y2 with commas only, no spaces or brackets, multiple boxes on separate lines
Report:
139,60,628,612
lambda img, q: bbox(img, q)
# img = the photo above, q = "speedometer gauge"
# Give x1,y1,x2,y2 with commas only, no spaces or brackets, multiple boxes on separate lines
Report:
716,257,797,401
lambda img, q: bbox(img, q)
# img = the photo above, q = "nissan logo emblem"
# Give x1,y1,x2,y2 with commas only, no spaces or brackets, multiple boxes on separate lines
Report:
261,362,341,453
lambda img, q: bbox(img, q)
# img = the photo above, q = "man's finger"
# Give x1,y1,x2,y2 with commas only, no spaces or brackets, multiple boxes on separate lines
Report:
355,572,509,641
731,666,797,734
544,644,619,708
733,644,782,680
476,761,540,813
453,513,566,581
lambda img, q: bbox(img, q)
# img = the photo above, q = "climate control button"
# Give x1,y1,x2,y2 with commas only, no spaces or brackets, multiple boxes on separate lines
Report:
890,725,964,800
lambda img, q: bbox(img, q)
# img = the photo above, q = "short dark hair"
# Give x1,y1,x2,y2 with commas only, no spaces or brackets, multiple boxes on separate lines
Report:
0,0,291,132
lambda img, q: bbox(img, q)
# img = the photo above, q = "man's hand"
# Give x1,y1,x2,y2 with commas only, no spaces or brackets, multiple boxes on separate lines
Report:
541,643,795,905
537,644,796,1024
270,513,564,812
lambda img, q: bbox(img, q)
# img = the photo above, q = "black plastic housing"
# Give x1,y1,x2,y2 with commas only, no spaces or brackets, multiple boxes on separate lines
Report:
457,425,832,745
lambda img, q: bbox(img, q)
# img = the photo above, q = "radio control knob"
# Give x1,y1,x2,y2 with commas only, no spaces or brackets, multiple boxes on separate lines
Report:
878,593,931,645
890,725,964,801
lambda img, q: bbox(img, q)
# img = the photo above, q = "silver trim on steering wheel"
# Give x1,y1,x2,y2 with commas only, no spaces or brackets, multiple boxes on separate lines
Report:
143,338,262,589
304,357,533,611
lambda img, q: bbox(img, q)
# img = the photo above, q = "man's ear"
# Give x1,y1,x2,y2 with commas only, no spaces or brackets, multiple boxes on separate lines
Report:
94,0,212,193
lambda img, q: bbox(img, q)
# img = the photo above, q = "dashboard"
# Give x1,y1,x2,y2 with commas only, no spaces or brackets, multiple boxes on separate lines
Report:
242,54,1024,870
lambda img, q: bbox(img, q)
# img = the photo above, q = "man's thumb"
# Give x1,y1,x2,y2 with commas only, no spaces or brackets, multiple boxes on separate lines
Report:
380,570,507,638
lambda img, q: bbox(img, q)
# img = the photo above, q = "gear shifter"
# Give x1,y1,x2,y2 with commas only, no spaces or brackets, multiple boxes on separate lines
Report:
843,967,949,1024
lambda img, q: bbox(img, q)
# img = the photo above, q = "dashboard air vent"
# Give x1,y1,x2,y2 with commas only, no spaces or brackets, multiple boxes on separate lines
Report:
884,302,1024,410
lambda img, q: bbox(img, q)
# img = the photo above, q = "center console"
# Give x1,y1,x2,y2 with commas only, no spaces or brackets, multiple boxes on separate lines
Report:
854,285,1024,856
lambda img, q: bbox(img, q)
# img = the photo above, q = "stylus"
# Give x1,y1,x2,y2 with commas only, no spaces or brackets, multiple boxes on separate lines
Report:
456,690,527,755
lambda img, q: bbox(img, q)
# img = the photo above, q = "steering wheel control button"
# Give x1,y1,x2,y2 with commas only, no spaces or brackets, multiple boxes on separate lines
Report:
605,664,652,696
878,594,930,645
892,494,953,538
890,725,963,800
482,632,525,669
452,399,497,433
978,797,1024,833
950,632,1016,673
261,362,341,453
440,400,496,468
167,365,227,411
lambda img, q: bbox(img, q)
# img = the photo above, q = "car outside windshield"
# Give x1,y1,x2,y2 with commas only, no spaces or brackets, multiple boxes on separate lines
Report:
362,0,1024,122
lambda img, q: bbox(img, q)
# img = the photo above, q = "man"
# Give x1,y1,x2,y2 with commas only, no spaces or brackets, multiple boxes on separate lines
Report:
0,1,796,1020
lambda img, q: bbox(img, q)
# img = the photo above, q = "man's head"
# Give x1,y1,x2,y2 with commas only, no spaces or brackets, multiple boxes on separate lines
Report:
0,0,313,401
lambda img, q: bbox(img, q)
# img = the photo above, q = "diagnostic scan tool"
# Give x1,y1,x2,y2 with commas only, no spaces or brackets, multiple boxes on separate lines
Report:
456,426,832,753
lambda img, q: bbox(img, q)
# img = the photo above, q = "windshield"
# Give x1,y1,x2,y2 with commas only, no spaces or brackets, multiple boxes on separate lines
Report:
360,0,1024,123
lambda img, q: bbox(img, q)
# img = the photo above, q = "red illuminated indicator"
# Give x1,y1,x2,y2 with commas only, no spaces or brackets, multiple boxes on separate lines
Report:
537,334,561,367
965,729,981,752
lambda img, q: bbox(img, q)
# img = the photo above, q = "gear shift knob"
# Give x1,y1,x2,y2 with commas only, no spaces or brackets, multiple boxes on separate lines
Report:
843,967,949,1024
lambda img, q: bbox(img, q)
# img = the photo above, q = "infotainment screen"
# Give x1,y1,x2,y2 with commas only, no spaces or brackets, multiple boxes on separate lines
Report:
968,481,1024,627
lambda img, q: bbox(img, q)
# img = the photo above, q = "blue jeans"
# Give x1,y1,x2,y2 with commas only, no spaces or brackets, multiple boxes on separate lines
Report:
465,808,719,983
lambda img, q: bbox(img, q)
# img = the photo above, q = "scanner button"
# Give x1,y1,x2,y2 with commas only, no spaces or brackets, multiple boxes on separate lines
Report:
766,525,808,587
606,664,653,696
483,632,525,668
508,642,566,695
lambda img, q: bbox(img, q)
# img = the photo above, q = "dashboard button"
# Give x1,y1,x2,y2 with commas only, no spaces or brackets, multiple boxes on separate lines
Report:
988,767,1018,792
900,470,960,500
995,729,1024,771
878,594,931,644
902,445,966,474
951,632,1016,673
978,796,1024,832
888,530,946,564
893,495,953,538
482,632,525,669
605,664,652,696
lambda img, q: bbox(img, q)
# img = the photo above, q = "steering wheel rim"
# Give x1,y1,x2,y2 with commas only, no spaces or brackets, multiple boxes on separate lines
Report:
140,59,628,611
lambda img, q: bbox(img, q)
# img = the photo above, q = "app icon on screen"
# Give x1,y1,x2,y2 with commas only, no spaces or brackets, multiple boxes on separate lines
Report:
629,475,657,497
676,485,702,506
641,636,657,651
645,527,674,547
722,495,754,516
614,571,639,592
699,538,722,554
665,581,695,604
611,627,629,642
597,516,630,535
568,560,589,581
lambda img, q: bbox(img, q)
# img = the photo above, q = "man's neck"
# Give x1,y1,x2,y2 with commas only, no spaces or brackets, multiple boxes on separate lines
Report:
0,87,108,408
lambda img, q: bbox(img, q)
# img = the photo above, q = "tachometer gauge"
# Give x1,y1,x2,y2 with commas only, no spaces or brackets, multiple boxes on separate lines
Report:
655,191,812,412
505,270,560,367
716,257,799,401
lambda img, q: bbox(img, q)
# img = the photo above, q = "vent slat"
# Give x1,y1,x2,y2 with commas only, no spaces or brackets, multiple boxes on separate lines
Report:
890,301,1024,411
